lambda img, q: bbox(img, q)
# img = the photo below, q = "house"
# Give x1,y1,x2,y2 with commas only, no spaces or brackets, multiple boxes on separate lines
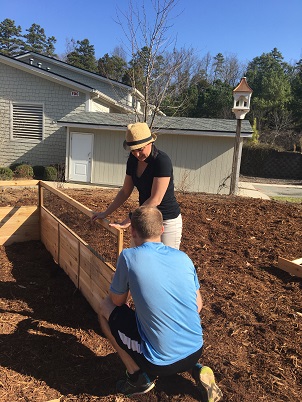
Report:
0,51,138,167
0,52,252,194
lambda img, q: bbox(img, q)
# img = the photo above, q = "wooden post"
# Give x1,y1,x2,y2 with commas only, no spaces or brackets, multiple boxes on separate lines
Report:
117,229,124,260
38,181,43,236
229,119,242,195
38,180,44,208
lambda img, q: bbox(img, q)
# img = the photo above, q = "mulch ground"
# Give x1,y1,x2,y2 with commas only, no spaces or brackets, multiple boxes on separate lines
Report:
0,186,301,402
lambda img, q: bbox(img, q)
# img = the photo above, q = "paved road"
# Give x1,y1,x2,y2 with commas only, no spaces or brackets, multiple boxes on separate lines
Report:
252,183,302,198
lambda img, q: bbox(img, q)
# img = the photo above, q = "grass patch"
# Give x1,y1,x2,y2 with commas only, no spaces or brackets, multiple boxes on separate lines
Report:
272,196,302,203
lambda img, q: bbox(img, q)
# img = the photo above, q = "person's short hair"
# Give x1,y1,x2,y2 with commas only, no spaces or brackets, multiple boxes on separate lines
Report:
131,206,163,239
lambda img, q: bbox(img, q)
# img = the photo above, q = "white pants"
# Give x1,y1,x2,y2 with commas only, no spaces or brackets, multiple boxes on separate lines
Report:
161,214,182,249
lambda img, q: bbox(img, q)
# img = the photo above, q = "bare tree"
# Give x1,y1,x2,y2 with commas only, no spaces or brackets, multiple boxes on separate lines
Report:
199,51,212,82
60,38,77,61
112,45,127,62
221,53,245,87
260,110,300,150
116,0,195,127
270,109,293,133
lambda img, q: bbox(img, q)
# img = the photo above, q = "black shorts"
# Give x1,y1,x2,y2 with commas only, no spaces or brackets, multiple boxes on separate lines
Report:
108,304,203,376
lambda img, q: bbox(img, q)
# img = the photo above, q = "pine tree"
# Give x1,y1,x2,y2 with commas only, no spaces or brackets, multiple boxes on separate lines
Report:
97,53,127,81
66,39,97,72
0,18,24,56
246,48,292,131
291,59,302,130
21,23,57,56
213,53,225,82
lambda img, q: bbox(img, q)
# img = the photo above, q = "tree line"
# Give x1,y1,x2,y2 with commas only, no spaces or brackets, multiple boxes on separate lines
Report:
1,17,301,151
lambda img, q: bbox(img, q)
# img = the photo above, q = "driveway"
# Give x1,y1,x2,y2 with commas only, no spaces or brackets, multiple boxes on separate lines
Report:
252,182,302,198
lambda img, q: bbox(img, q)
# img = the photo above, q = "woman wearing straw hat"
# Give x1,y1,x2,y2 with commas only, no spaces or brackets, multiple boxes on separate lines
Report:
92,122,182,249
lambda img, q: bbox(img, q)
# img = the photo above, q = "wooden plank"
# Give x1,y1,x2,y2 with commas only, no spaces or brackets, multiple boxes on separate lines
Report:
79,243,115,283
0,212,39,229
90,259,114,289
59,245,79,287
80,268,111,299
79,268,109,305
79,244,113,284
60,225,80,263
0,227,40,245
40,208,59,261
79,284,103,313
277,257,302,278
0,180,39,187
0,206,38,220
78,243,113,312
79,273,108,313
0,206,40,245
59,225,79,282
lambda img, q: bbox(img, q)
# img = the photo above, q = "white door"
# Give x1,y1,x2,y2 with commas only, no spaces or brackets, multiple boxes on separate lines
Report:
70,133,93,182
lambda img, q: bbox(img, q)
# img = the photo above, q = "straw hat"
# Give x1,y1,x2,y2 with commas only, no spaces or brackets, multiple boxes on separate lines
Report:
123,122,157,151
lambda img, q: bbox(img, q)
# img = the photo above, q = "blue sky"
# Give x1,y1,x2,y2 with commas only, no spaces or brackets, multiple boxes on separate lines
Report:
1,0,302,65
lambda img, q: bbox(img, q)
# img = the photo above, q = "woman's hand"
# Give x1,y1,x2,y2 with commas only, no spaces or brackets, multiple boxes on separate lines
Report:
109,218,131,230
91,211,107,222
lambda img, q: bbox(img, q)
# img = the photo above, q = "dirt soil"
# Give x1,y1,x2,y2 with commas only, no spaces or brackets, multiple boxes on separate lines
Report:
0,186,301,402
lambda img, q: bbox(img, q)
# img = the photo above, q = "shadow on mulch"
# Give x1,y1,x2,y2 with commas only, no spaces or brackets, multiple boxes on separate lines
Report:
0,241,202,401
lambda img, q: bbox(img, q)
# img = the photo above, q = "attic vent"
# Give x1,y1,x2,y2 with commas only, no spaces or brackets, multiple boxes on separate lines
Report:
12,103,44,141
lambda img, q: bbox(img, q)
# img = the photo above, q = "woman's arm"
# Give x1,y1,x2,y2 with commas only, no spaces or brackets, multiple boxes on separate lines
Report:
110,176,170,229
142,176,170,207
92,175,134,221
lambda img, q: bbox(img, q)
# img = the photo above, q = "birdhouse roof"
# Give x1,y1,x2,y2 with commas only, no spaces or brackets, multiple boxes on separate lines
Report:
233,77,253,93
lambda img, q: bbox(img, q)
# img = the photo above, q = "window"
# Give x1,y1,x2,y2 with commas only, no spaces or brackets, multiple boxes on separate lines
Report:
12,103,44,141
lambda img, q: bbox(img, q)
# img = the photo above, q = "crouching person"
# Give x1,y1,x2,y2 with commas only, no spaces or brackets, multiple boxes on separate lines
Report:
98,206,222,401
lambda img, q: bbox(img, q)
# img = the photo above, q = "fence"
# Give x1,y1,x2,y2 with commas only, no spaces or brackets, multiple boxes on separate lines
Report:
241,147,302,179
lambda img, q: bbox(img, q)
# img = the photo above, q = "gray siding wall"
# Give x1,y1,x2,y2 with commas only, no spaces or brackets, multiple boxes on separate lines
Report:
156,134,234,194
92,129,127,186
0,63,86,166
75,129,235,194
22,55,131,108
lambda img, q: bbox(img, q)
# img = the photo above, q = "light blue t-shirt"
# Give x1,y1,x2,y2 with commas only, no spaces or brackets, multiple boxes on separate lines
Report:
110,242,203,366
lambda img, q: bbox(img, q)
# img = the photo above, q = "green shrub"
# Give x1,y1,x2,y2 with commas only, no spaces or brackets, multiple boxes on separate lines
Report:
52,163,65,182
243,142,283,152
9,162,22,172
33,165,45,179
14,164,34,179
43,166,58,181
0,167,14,180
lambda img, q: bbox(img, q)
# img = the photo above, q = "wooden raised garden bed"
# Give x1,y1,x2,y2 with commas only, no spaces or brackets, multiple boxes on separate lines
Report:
0,180,123,313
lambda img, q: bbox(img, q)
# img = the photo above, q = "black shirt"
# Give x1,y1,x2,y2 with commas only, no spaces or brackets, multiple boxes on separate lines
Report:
126,145,180,220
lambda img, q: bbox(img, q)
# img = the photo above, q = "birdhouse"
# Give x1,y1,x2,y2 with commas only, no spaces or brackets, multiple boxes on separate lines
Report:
232,77,253,119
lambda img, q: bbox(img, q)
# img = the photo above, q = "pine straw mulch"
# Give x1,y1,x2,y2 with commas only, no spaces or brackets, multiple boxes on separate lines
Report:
0,187,301,402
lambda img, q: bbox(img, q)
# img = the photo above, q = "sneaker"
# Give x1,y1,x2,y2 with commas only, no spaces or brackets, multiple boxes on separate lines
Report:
192,365,223,402
116,371,155,396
